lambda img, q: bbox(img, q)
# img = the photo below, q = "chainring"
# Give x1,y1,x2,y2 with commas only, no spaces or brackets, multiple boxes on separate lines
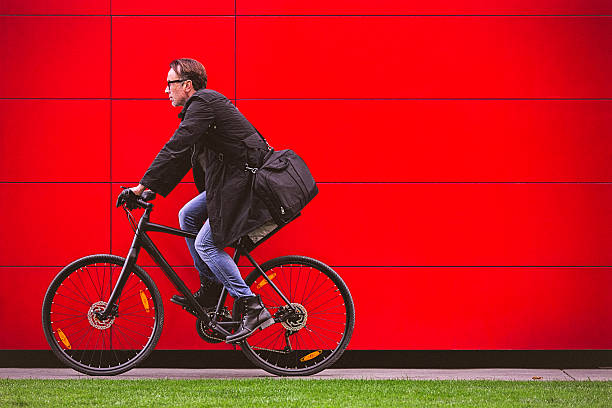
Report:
196,308,232,344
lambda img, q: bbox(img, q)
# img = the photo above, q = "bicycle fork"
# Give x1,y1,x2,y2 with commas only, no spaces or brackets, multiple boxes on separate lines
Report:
96,227,143,321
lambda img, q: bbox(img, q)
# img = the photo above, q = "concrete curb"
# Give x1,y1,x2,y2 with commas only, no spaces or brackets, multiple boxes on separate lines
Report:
1,368,612,381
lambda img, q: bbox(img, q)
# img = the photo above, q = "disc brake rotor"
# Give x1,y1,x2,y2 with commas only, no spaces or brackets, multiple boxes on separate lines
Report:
87,301,115,330
281,303,308,331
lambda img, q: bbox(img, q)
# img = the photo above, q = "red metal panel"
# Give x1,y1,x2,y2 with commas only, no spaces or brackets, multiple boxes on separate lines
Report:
0,17,110,98
5,266,609,350
237,100,612,182
0,0,108,14
0,100,110,182
245,183,612,267
0,184,110,266
342,267,612,349
237,17,612,98
112,0,233,15
237,0,612,15
0,268,57,349
111,17,235,99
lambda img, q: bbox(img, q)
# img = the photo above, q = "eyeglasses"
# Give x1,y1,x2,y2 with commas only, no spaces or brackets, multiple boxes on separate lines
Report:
166,79,190,89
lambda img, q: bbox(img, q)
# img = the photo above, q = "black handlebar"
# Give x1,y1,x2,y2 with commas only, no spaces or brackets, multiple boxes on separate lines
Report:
117,187,157,210
141,190,157,202
136,199,152,209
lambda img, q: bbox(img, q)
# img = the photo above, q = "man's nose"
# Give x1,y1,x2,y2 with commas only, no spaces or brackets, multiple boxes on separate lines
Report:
165,87,170,94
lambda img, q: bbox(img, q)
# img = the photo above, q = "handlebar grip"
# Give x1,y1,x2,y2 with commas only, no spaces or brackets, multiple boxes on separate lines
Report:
136,199,152,209
141,190,157,202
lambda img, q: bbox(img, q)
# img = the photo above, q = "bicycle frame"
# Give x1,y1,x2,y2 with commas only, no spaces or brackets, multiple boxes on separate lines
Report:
98,203,294,338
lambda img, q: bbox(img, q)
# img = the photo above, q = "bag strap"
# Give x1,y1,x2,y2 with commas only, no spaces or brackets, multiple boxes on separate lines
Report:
207,122,272,151
251,125,273,151
205,122,273,173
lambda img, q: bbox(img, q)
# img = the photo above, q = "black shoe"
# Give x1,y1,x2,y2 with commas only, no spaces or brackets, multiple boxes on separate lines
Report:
226,295,274,344
170,278,223,309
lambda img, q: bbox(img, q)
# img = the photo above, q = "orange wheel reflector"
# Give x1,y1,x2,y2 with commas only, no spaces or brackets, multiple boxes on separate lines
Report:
57,328,71,350
257,272,277,289
140,290,150,312
300,350,322,362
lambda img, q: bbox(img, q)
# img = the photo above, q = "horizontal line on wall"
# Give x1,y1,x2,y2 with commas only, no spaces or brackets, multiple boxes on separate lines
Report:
2,181,612,185
3,265,612,268
314,182,612,184
328,265,612,268
238,98,612,101
2,14,611,17
240,15,612,18
1,98,612,101
0,98,113,100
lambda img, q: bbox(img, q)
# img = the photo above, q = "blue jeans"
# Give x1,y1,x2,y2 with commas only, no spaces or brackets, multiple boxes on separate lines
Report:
178,191,253,299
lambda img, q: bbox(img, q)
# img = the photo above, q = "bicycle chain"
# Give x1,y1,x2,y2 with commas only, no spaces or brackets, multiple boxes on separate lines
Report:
247,305,305,354
251,345,291,354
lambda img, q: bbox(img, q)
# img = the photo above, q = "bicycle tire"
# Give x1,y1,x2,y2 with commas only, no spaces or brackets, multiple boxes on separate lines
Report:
235,255,355,376
41,254,163,376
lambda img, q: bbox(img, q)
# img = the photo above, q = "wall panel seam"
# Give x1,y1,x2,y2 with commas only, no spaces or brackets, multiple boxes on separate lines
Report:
3,265,612,268
110,2,113,256
3,98,612,101
3,182,612,185
2,14,611,17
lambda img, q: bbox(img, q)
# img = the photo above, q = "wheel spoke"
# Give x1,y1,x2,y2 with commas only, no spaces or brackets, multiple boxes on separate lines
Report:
305,295,342,315
308,315,345,325
54,292,91,307
66,274,92,305
51,302,85,315
302,286,338,308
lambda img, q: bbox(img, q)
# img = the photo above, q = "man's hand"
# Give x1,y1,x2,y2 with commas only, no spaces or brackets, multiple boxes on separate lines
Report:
116,187,139,209
130,184,146,196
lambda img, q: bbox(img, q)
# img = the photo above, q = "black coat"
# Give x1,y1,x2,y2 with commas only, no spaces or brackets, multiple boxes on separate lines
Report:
140,89,273,247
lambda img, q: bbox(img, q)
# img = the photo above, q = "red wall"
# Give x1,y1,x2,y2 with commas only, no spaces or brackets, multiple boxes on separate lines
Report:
1,1,611,351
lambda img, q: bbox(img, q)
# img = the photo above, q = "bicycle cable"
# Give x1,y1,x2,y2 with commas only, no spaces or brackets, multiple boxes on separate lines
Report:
123,205,138,232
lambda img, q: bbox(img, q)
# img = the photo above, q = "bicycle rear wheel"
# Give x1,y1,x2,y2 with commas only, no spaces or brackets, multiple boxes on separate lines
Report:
41,254,163,376
235,255,354,376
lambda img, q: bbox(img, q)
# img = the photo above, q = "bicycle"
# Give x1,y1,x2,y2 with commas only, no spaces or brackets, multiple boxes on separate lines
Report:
41,190,355,376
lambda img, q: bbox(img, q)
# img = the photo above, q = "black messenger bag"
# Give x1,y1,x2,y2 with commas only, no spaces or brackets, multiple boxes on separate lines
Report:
253,149,318,225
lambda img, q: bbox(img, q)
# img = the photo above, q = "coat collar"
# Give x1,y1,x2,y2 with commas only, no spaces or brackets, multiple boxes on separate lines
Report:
178,92,199,119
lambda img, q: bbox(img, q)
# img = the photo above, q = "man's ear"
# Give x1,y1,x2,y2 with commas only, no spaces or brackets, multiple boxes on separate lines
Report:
185,80,194,93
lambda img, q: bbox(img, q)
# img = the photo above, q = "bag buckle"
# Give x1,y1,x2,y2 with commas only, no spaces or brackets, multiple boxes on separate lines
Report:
245,164,258,174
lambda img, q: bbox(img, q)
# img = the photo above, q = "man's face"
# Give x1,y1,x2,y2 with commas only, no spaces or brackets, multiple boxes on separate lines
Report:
166,68,189,107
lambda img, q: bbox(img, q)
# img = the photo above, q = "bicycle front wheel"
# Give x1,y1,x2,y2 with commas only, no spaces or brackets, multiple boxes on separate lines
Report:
236,255,355,376
41,254,163,376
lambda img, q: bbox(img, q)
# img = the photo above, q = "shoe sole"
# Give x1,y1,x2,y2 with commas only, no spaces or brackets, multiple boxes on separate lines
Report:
169,297,189,308
260,317,275,330
226,317,275,344
170,297,217,311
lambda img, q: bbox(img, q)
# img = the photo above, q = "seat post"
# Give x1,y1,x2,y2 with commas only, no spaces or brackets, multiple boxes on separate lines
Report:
232,245,241,264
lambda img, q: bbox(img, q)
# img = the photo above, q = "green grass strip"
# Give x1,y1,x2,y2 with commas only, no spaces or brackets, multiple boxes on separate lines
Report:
1,379,611,407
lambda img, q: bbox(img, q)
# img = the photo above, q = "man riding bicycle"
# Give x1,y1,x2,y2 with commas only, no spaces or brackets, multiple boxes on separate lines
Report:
117,58,273,344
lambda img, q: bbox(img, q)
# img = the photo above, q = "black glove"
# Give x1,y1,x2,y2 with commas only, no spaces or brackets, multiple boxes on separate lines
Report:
116,188,138,210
